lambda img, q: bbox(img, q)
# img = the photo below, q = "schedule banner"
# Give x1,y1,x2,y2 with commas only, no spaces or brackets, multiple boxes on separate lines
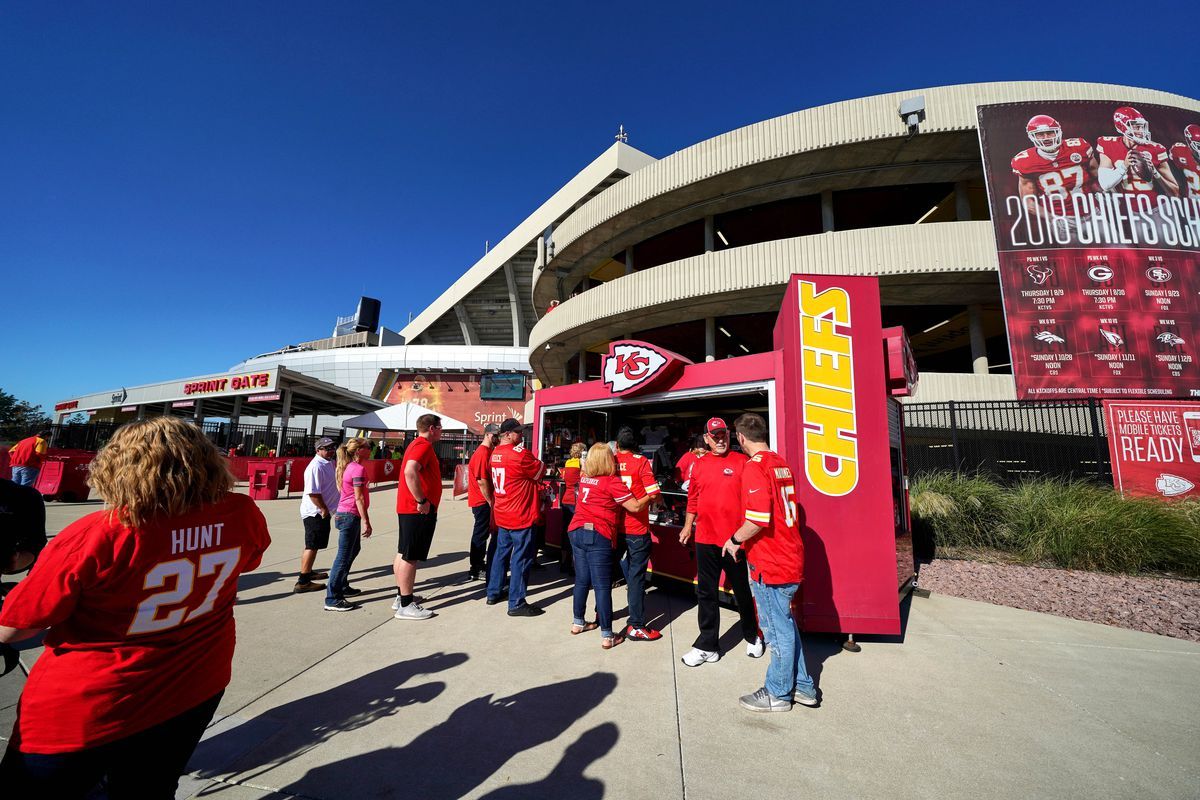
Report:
978,100,1200,400
1104,400,1200,499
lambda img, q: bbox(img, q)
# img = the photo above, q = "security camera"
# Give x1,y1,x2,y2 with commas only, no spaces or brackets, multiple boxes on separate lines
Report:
899,95,926,136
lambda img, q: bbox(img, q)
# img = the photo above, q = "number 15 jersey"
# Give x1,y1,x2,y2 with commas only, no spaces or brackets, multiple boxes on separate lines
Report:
0,492,271,753
741,449,804,585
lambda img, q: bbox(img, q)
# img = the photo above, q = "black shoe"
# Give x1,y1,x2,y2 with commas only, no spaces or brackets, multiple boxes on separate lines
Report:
342,587,363,597
323,599,360,612
486,591,509,606
507,604,545,617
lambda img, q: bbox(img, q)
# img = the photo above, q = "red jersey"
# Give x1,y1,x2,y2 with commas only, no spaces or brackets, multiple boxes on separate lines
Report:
675,451,702,488
0,492,271,753
560,459,581,505
685,450,748,545
466,444,492,508
396,436,442,513
1011,138,1093,199
490,442,545,530
615,450,659,535
568,475,632,540
9,435,48,469
741,450,803,584
1170,143,1200,197
1096,136,1169,196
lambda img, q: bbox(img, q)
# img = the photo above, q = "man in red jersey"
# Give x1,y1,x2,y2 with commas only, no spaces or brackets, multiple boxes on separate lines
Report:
487,418,546,616
1011,114,1097,220
612,426,663,641
7,431,50,488
677,417,760,667
723,413,816,712
466,423,500,582
392,414,443,620
1169,124,1200,198
1096,106,1179,197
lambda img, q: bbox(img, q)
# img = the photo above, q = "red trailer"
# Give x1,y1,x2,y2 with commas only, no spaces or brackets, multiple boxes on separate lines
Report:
534,274,916,636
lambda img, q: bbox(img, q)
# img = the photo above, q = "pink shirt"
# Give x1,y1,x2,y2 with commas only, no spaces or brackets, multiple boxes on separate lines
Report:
336,462,369,515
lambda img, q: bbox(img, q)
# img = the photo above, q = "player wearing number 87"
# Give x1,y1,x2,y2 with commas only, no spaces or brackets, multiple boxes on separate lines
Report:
1011,115,1097,223
0,417,271,794
724,413,817,712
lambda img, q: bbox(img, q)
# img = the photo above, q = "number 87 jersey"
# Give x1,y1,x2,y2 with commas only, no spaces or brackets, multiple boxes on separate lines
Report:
741,449,805,585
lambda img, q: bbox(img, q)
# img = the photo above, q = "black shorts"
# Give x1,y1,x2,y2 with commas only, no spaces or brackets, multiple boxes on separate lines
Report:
302,515,332,549
397,510,438,561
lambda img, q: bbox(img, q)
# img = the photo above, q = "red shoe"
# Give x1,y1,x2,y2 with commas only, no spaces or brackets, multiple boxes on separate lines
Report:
625,625,663,641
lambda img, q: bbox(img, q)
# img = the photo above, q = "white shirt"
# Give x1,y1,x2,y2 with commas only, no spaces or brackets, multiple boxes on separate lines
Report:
299,455,340,519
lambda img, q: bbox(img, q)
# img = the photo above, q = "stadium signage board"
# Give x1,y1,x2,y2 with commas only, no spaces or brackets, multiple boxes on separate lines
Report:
1104,400,1200,499
977,100,1200,399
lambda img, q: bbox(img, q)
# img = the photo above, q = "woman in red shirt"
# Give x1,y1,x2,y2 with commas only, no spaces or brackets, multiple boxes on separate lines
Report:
559,442,585,526
567,443,646,648
0,417,271,796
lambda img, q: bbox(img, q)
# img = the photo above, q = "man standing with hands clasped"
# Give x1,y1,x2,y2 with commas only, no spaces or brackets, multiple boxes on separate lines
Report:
724,412,817,712
487,418,546,616
466,423,500,582
393,414,443,620
677,417,761,667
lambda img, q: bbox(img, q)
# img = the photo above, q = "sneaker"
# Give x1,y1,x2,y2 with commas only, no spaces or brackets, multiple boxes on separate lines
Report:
507,604,545,617
625,626,663,642
681,648,720,667
746,637,765,658
793,690,820,707
390,595,425,611
293,580,325,594
393,602,434,620
342,587,363,597
739,687,792,713
323,599,360,612
486,592,509,606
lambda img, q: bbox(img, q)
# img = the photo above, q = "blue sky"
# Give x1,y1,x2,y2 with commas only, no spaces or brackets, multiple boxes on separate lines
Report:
2,0,1195,413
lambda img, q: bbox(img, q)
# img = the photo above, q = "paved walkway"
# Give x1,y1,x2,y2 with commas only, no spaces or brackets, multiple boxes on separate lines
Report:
3,486,1198,799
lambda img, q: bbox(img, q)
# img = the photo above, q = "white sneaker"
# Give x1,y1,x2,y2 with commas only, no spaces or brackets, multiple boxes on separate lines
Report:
681,647,720,667
393,602,434,620
390,595,424,611
746,637,765,658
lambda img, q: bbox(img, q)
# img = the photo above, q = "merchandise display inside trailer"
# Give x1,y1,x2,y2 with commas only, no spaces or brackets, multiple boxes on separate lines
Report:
534,274,917,636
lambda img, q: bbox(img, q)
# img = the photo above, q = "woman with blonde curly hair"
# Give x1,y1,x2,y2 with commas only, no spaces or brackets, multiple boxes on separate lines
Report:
0,417,271,796
324,437,373,612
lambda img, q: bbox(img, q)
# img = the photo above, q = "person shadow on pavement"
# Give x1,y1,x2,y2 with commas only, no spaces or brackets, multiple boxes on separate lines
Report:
281,671,619,800
475,722,618,800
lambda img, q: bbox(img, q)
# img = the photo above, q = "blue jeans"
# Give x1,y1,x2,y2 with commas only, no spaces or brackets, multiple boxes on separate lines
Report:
617,533,652,628
488,527,534,610
326,513,362,604
10,467,37,487
749,578,816,700
569,527,615,636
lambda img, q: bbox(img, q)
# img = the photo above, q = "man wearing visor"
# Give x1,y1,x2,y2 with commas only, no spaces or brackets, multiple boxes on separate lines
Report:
677,417,761,667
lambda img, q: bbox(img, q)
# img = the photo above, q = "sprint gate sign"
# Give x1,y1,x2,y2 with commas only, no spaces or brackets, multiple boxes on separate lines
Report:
1104,400,1200,499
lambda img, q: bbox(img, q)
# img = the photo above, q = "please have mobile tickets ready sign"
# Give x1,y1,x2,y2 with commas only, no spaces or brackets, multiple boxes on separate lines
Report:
977,100,1200,400
1105,400,1200,499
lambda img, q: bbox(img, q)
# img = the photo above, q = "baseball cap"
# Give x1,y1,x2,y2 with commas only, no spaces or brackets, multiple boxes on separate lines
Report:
483,423,500,434
706,417,728,434
315,437,337,450
498,418,523,434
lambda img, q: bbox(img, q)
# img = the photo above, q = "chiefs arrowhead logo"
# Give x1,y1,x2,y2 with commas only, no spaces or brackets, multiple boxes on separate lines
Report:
601,341,691,397
383,460,395,476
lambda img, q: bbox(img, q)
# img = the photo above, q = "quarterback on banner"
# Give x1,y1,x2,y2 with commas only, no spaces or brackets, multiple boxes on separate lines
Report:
1169,124,1200,198
1096,106,1180,197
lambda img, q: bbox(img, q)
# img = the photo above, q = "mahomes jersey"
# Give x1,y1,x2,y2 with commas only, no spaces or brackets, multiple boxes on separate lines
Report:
1011,138,1094,197
1170,143,1200,197
740,450,804,584
615,451,659,535
1096,136,1169,195
0,493,271,753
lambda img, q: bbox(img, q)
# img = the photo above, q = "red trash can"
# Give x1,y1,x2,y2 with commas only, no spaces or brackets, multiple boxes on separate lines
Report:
34,454,94,502
248,460,285,500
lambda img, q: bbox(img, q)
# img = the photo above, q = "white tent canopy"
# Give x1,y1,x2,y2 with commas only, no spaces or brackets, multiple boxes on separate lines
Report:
342,402,471,433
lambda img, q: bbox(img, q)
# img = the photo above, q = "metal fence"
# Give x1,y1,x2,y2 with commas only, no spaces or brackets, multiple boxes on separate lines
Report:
903,400,1111,485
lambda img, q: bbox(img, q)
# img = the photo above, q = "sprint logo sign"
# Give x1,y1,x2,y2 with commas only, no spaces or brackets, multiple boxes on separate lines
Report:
798,280,858,497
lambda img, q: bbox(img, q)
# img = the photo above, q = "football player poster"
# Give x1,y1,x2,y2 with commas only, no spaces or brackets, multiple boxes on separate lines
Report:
977,100,1200,400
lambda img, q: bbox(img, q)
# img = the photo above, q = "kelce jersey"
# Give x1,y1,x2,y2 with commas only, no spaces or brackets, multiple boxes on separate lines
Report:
1011,138,1094,197
490,442,545,530
1096,136,1169,195
614,450,659,535
741,450,804,585
0,493,271,753
1170,143,1200,197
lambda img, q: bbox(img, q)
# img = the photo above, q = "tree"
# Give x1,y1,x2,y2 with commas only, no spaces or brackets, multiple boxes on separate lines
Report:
0,388,53,443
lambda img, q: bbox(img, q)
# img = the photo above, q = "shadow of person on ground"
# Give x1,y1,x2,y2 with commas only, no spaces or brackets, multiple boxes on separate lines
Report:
187,651,468,787
281,671,619,800
475,723,618,800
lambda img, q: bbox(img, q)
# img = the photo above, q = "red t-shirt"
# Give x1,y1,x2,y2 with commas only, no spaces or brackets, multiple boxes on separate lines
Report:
568,475,632,540
675,451,702,487
560,459,582,505
686,450,749,545
466,444,493,508
490,442,545,530
396,436,442,514
0,492,271,753
615,451,659,535
9,436,47,469
741,450,804,584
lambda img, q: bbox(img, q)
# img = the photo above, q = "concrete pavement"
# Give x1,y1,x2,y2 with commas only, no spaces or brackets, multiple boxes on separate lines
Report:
2,485,1198,799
